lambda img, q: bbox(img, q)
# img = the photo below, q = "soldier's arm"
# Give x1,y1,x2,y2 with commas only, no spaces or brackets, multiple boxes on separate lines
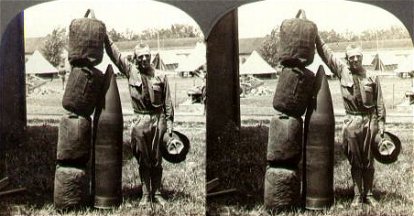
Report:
163,75,174,135
315,34,344,79
375,76,386,132
104,34,130,78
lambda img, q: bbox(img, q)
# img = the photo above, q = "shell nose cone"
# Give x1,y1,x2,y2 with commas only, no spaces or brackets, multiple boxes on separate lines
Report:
101,65,122,115
312,65,334,115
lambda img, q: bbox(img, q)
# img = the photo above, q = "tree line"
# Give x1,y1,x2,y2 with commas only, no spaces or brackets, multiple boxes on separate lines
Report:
40,24,202,67
40,24,409,68
319,26,409,43
259,25,411,67
108,24,202,42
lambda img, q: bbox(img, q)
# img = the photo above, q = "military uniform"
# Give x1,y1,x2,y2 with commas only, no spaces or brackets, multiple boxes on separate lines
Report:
105,37,174,206
316,36,386,206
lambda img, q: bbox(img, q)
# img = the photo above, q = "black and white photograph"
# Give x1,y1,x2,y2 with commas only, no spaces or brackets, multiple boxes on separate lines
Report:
0,0,412,215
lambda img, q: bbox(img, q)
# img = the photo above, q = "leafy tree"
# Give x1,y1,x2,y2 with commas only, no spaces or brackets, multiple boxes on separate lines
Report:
257,24,410,69
359,26,409,41
319,29,344,43
108,28,125,42
123,28,134,40
258,26,280,67
40,27,67,67
106,24,202,41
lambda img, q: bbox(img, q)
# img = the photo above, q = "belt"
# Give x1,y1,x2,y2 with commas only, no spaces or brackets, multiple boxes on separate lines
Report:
134,110,162,115
345,110,372,116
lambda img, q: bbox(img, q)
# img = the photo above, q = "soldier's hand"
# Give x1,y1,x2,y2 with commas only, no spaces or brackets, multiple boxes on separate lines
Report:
379,122,385,137
168,128,173,137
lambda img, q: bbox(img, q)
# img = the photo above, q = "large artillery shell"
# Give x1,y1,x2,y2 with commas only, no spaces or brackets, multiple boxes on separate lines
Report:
264,167,300,210
303,66,334,210
267,113,303,166
54,165,89,210
93,65,123,209
57,113,91,165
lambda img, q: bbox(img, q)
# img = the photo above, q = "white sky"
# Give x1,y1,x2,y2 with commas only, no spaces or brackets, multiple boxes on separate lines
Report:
238,0,407,38
23,0,407,39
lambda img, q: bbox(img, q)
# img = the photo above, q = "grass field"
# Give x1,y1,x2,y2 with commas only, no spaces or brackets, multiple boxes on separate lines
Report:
27,74,413,116
0,122,205,215
1,121,412,215
207,123,413,216
6,72,413,215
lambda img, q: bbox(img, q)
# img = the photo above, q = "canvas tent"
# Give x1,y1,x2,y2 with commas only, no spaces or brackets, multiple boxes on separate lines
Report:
152,53,167,70
371,53,398,71
95,53,121,74
395,55,414,77
25,50,58,77
153,51,181,72
362,54,375,67
60,49,120,74
307,54,334,77
176,42,206,73
150,52,178,75
239,50,276,77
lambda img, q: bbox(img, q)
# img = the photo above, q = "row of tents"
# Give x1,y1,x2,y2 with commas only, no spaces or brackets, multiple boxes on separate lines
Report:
138,42,414,78
25,44,414,79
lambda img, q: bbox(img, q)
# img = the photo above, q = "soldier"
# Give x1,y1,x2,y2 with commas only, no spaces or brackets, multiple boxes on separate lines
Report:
315,35,386,207
104,35,174,208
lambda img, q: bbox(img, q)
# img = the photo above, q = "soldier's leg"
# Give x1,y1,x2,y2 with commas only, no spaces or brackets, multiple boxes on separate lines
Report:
138,165,152,207
132,117,154,207
151,115,167,207
350,167,363,207
151,166,166,207
363,168,378,206
343,117,364,207
363,118,378,206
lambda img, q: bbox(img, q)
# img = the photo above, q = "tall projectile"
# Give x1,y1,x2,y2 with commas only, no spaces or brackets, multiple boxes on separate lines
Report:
93,65,123,209
303,65,335,210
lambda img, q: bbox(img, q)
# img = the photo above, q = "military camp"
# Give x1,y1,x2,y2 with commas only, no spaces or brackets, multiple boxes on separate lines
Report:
1,1,413,216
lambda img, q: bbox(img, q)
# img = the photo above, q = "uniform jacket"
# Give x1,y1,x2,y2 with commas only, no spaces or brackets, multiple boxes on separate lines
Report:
315,37,386,126
104,37,174,128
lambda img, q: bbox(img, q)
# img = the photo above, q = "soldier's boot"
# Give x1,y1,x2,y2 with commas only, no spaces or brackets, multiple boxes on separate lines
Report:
363,169,379,207
139,166,152,208
151,167,166,207
350,168,363,208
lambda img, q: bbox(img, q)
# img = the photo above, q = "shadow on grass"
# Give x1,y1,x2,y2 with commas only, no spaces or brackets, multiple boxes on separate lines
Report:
122,182,195,204
2,125,58,208
123,185,142,201
375,189,412,204
335,186,412,207
1,125,136,212
207,125,268,210
207,125,349,213
163,188,194,201
334,186,354,203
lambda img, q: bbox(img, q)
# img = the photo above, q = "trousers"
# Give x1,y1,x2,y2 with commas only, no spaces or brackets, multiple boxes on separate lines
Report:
130,113,166,168
342,113,378,169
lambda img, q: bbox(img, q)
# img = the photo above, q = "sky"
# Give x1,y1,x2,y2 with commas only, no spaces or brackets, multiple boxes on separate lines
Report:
23,0,408,39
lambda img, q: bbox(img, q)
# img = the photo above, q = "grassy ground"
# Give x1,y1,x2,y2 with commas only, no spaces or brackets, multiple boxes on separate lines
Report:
207,122,413,216
15,72,414,215
1,121,411,215
0,122,205,215
26,75,205,115
27,75,413,116
242,76,413,115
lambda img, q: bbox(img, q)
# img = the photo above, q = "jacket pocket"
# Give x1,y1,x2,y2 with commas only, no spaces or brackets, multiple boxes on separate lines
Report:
151,83,163,107
129,77,143,99
340,82,354,102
